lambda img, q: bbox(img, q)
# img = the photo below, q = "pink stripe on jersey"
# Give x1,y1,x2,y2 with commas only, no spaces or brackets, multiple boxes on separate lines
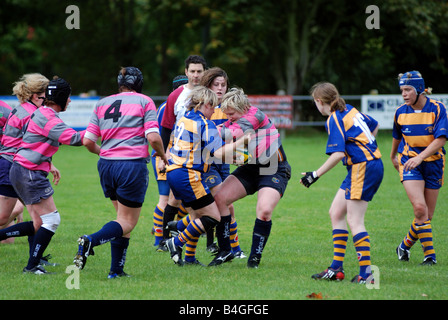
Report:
0,102,38,161
222,106,280,161
14,107,84,172
100,145,149,159
87,92,158,160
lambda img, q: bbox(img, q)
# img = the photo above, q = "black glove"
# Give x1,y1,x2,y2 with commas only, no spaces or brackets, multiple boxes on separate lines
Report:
301,171,319,188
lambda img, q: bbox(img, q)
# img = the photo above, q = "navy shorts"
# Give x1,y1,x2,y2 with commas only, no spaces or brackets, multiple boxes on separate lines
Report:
231,160,291,197
398,154,444,189
340,159,384,201
151,154,170,196
202,163,231,189
0,157,19,198
166,167,214,210
9,162,54,205
98,158,149,208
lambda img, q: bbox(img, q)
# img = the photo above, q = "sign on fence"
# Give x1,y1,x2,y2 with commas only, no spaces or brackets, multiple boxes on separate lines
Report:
361,94,448,129
248,95,293,129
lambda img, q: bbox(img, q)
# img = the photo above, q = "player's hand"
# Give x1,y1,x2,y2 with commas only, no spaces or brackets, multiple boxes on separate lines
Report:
300,171,319,188
390,156,399,172
403,155,423,172
50,163,61,185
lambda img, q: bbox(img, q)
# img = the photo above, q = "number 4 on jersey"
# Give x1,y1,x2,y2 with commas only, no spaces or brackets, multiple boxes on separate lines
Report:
105,100,122,122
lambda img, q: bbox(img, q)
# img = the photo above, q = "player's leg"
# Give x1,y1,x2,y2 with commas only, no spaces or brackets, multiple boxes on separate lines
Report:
397,180,433,262
246,186,280,268
167,200,219,266
162,191,182,241
23,197,60,274
210,175,247,266
153,194,168,248
312,188,348,281
347,199,372,282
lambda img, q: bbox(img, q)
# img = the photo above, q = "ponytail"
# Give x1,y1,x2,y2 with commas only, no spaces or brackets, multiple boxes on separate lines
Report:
310,82,346,112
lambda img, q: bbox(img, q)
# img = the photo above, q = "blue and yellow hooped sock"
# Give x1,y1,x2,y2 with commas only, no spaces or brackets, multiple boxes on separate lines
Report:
415,220,436,261
399,219,418,251
153,205,164,245
330,229,348,269
174,219,204,248
353,232,371,279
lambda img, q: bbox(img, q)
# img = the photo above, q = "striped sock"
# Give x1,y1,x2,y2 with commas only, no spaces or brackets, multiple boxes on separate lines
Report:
415,220,436,261
330,229,348,269
177,215,190,232
152,205,164,246
230,218,242,253
174,219,205,248
177,204,188,220
399,219,418,251
353,232,371,279
184,239,198,263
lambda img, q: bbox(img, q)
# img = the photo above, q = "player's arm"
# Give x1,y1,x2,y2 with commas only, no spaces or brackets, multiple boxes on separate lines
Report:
402,136,446,172
300,151,345,188
160,126,172,151
83,131,101,155
147,131,169,166
390,137,401,172
213,133,250,161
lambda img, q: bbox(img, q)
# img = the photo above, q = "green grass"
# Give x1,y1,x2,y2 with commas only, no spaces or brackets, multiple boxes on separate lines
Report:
0,129,447,301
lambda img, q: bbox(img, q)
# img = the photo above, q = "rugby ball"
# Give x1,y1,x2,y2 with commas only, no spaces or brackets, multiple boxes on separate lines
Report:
234,148,252,165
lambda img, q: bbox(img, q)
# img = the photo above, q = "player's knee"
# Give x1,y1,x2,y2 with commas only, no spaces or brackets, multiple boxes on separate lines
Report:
200,216,219,233
41,211,61,233
413,202,428,217
0,215,9,226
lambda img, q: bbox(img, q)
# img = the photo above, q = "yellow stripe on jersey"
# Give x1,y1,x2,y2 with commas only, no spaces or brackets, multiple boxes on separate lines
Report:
397,112,436,126
403,134,434,148
211,107,227,125
329,113,345,141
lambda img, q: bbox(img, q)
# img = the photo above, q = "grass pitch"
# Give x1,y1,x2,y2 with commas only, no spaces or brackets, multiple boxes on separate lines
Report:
0,129,447,302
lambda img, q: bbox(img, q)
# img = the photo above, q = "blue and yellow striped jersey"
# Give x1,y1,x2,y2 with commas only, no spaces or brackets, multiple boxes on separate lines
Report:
393,98,447,161
326,104,381,166
210,104,227,127
167,109,225,173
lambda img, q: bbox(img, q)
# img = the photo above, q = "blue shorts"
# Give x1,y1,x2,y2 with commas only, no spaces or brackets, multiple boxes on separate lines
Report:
231,161,291,197
166,167,214,210
340,159,383,201
0,157,18,198
202,163,231,189
151,155,170,196
9,162,54,205
398,155,444,189
98,158,149,208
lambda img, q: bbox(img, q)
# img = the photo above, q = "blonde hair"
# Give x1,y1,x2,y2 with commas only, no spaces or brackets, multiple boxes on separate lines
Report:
12,73,49,103
221,87,251,113
186,86,218,112
310,82,346,112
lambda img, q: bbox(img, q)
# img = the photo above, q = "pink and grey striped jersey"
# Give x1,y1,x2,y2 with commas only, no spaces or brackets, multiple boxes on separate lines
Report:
85,92,159,160
0,101,37,162
0,100,13,147
13,106,85,172
220,106,282,164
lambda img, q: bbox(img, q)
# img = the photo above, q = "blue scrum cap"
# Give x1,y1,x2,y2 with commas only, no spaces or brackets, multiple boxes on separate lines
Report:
172,75,188,91
398,71,425,95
